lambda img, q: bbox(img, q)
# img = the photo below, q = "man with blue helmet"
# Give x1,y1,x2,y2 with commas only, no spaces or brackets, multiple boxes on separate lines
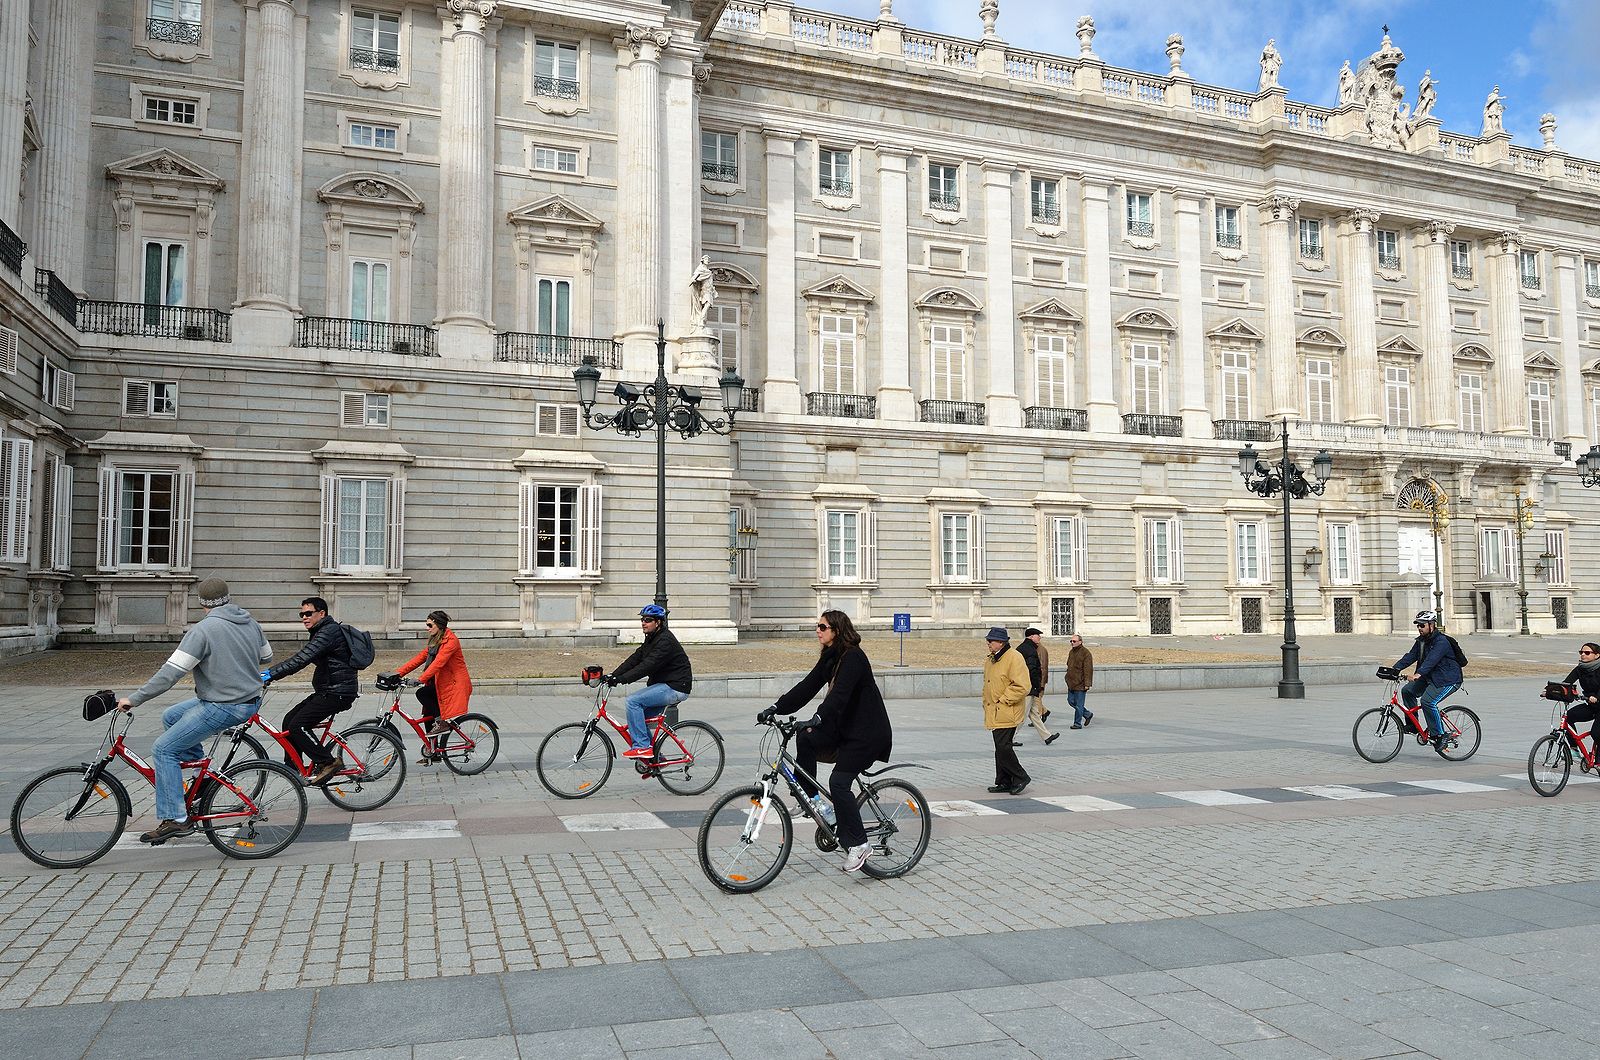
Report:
606,604,693,758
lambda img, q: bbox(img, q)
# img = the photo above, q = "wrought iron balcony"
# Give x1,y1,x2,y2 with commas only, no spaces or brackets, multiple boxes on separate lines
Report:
700,161,739,183
349,47,400,72
1031,203,1060,225
1377,250,1401,270
1216,232,1242,249
1299,241,1323,260
495,332,620,368
1127,220,1155,238
79,301,231,342
1521,273,1542,290
1452,262,1474,280
0,216,24,274
1122,412,1182,438
295,317,437,356
928,191,960,212
1024,406,1088,431
819,177,853,197
806,391,875,419
1586,283,1600,299
533,75,580,100
919,399,985,426
146,17,201,45
1555,441,1573,460
1213,418,1275,442
33,267,77,326
738,387,761,413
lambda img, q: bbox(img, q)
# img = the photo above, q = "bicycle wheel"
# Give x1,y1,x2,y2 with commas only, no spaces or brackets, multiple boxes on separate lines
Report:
322,725,407,811
216,728,268,771
10,766,130,868
441,713,500,777
857,778,932,880
1528,733,1572,797
697,786,792,894
1434,706,1482,761
199,761,308,859
1352,708,1403,763
653,721,726,796
536,722,614,798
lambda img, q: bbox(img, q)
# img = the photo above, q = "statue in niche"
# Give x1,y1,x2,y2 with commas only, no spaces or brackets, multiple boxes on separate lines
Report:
689,255,717,333
1258,38,1282,91
1483,85,1505,135
1337,60,1356,106
1413,70,1437,122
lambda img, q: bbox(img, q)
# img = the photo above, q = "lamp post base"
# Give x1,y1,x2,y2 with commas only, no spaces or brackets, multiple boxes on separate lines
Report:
1277,680,1306,699
1278,640,1305,699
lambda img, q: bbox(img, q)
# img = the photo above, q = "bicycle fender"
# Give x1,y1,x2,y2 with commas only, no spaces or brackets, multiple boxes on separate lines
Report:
860,762,933,777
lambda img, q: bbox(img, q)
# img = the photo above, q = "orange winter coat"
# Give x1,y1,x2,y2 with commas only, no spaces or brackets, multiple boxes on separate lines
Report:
395,630,472,718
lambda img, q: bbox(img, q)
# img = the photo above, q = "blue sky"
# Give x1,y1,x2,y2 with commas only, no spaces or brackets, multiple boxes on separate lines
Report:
817,0,1600,161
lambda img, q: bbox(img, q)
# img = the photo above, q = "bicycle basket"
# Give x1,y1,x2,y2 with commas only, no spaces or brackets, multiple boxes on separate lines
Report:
581,664,605,686
82,689,118,721
1544,681,1581,703
1375,666,1401,681
374,672,402,692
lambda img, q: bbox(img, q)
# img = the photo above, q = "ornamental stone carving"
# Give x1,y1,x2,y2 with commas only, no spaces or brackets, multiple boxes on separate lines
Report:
1419,219,1455,243
1343,207,1380,231
1258,39,1282,92
1075,16,1096,58
979,1,998,39
624,23,671,60
1258,194,1299,222
353,179,389,198
445,0,497,27
1349,30,1410,150
1482,85,1505,136
1540,112,1556,149
1166,35,1186,77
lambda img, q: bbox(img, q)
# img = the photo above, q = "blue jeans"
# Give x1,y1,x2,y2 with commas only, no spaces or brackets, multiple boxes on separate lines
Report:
153,697,259,822
624,684,690,750
1401,679,1457,738
1068,689,1092,725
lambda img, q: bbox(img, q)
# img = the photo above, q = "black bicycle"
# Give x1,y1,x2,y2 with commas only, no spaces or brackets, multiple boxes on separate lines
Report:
696,715,932,893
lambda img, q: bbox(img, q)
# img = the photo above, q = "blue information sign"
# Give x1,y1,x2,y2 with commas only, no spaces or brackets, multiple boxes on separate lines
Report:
892,613,912,633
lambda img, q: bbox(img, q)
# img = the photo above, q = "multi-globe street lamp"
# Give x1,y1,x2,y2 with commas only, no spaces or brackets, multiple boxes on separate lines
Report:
1577,445,1600,488
1235,423,1334,700
573,320,745,613
1511,490,1536,636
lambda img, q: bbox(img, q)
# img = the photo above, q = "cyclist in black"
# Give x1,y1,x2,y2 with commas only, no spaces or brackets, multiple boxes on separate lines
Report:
264,597,360,785
1390,610,1462,745
1556,642,1600,763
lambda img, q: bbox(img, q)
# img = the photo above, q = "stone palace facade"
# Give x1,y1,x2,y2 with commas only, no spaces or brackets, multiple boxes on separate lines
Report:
1,0,1599,650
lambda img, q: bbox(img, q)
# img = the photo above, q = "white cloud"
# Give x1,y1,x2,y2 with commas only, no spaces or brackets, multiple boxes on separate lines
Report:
1527,0,1600,158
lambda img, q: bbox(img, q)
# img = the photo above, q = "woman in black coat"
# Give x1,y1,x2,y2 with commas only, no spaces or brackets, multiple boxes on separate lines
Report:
1556,642,1600,756
765,610,892,873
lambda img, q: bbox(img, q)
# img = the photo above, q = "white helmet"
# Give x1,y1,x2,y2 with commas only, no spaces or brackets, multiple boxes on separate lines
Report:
1413,610,1438,626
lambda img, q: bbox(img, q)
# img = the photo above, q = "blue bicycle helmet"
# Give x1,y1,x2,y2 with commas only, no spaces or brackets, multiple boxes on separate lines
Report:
639,604,667,619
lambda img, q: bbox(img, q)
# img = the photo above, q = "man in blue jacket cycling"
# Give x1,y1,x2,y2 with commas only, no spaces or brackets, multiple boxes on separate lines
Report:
1390,610,1462,746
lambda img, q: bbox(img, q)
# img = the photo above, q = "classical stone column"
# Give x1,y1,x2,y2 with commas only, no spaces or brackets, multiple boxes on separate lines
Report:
1173,192,1211,436
435,1,498,359
876,149,914,421
981,165,1020,427
1487,232,1528,433
1081,179,1117,432
1338,207,1381,425
1553,250,1586,446
760,131,801,414
0,0,30,226
235,0,304,344
1258,194,1300,421
33,0,95,287
615,23,671,376
663,52,706,369
1416,220,1456,429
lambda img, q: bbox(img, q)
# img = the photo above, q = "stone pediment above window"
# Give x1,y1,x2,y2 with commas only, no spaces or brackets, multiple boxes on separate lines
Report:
1378,335,1423,358
1207,317,1263,341
319,172,425,214
802,275,874,304
1453,343,1493,365
915,286,982,316
812,481,879,501
1018,298,1081,327
710,262,758,292
81,431,204,456
1298,326,1346,350
1116,308,1176,332
312,440,417,470
107,149,225,193
507,194,604,234
1525,351,1561,371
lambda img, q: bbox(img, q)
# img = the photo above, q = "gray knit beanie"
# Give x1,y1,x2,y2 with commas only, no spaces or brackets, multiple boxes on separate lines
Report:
197,577,231,607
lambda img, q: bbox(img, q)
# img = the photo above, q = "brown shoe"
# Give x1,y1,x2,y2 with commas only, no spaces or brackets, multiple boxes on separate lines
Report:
139,819,195,844
308,759,345,785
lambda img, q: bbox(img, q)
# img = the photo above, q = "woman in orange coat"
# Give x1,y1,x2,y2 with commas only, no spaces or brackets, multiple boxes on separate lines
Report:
394,610,472,764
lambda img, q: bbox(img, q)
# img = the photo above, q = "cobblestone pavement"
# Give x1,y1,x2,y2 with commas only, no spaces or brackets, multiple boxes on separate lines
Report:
1,675,1597,1057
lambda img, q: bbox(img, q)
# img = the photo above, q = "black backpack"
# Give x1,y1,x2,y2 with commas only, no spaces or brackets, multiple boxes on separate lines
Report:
342,623,376,670
1445,634,1468,668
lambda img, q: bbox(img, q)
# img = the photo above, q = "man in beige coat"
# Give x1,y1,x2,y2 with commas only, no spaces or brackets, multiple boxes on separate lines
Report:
981,626,1031,795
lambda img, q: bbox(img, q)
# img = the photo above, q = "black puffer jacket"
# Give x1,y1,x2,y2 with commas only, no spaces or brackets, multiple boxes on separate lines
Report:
267,616,359,697
773,645,892,772
610,625,693,693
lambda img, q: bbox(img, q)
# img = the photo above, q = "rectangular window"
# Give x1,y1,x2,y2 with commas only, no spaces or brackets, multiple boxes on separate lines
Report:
1544,529,1566,585
533,484,578,571
826,509,859,581
1030,178,1059,225
39,453,70,572
0,324,16,375
1234,521,1266,585
1144,516,1183,585
142,96,197,125
729,505,757,581
341,392,390,428
1375,229,1400,270
537,277,571,336
142,241,186,308
1125,191,1153,236
1130,342,1163,414
0,435,33,564
1586,260,1600,298
1298,218,1323,259
336,477,389,570
1451,240,1473,279
938,512,982,582
123,380,178,418
1305,358,1334,421
117,469,176,568
708,303,740,373
1327,521,1359,585
1383,365,1412,427
349,259,390,323
349,121,399,151
350,9,401,71
534,403,579,437
149,0,202,24
531,145,579,173
1051,516,1087,582
1519,249,1541,289
930,323,965,401
819,313,857,393
533,39,579,98
1528,379,1553,439
700,130,738,182
43,361,75,411
1458,373,1485,433
1214,205,1240,248
928,162,959,210
818,148,852,196
1034,334,1068,407
1220,347,1251,419
1479,526,1511,579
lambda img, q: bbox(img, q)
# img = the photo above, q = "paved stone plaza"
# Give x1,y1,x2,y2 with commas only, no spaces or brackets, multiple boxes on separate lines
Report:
1,672,1598,1058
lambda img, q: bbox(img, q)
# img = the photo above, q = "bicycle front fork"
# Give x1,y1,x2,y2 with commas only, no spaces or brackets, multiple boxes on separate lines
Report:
743,781,777,843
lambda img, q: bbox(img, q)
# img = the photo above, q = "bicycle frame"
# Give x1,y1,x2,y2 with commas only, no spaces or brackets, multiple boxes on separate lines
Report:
585,683,696,769
1547,708,1599,770
366,690,482,756
1382,679,1463,738
75,712,270,826
248,694,379,780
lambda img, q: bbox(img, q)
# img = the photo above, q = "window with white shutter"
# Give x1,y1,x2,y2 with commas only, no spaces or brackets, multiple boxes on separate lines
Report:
318,475,399,573
0,325,17,375
98,466,192,571
1143,516,1183,584
517,480,601,576
1478,526,1510,579
1220,347,1252,419
534,403,580,437
1383,365,1411,426
1305,358,1335,422
930,323,966,401
729,504,757,582
1544,529,1566,585
1050,515,1087,582
339,392,390,428
43,361,75,411
819,314,857,393
1130,343,1163,414
937,511,984,583
1527,379,1553,440
123,380,178,418
0,435,34,564
39,454,71,572
1034,334,1069,408
1327,521,1360,585
1234,520,1267,585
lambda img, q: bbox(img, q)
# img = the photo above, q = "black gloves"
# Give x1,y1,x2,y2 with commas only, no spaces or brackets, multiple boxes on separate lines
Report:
604,674,619,687
797,714,822,731
756,707,777,724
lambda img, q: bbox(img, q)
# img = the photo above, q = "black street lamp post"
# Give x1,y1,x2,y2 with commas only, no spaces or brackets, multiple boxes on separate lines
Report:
1578,445,1600,488
573,320,744,613
1236,423,1333,700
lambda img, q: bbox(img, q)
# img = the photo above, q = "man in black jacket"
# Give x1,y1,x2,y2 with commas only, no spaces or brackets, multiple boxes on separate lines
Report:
265,597,359,784
607,604,693,760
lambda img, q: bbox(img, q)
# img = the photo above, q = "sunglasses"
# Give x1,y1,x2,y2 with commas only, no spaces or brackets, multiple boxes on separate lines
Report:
1582,649,1596,656
298,611,316,618
816,623,831,631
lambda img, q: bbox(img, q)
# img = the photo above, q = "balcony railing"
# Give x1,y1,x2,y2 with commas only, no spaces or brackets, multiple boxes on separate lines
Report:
1212,418,1275,442
1122,412,1182,437
295,317,437,356
929,191,960,212
1586,283,1600,299
78,301,231,342
819,177,853,197
919,399,985,425
738,386,761,413
146,17,201,45
1216,231,1242,249
33,267,77,326
1522,273,1542,290
1024,406,1087,431
1031,203,1060,225
806,391,875,418
349,47,400,72
1127,220,1155,238
1555,441,1573,460
1377,251,1401,270
701,162,738,183
0,216,24,274
1298,421,1561,458
1300,241,1324,260
1452,262,1473,280
495,332,620,368
533,75,580,100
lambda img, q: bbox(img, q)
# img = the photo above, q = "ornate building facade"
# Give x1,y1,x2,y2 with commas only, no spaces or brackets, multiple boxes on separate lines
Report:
1,0,1598,650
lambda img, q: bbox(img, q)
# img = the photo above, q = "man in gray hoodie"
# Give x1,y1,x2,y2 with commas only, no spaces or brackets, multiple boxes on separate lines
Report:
117,577,273,844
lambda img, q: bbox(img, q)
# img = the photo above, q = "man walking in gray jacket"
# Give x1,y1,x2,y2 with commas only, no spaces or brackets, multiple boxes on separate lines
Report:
117,577,273,844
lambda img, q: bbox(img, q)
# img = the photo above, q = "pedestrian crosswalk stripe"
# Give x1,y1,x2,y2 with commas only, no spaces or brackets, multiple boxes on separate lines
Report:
1162,789,1271,806
1033,795,1133,812
1285,784,1394,800
561,812,669,832
1501,772,1600,785
930,800,1008,817
1399,779,1504,794
350,820,461,842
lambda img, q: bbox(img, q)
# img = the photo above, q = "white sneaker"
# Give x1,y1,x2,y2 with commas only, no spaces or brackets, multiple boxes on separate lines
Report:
841,843,870,873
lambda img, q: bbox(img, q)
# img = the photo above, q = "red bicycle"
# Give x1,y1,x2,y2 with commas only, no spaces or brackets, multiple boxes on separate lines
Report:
1352,667,1481,762
223,691,406,811
8,698,307,868
1528,681,1599,796
534,666,724,799
360,673,500,775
